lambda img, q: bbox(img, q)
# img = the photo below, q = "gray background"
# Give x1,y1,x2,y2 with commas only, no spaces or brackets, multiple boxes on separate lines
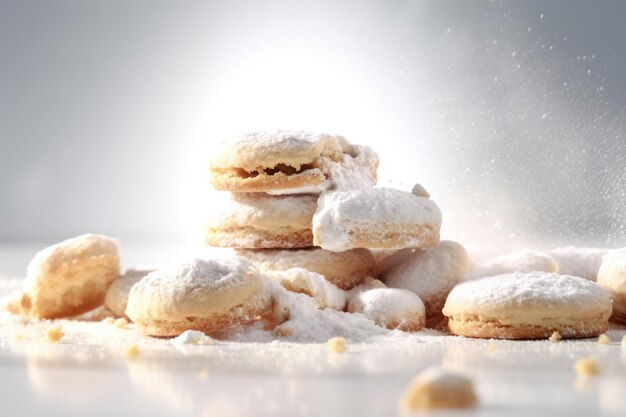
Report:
1,0,625,249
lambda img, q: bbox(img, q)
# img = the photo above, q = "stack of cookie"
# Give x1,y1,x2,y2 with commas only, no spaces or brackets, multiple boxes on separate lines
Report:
205,129,470,330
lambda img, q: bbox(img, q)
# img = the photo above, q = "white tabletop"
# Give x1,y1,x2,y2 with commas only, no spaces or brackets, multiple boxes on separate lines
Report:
1,244,625,417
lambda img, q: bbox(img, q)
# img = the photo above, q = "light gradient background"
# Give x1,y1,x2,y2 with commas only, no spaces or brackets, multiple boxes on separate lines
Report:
1,0,625,251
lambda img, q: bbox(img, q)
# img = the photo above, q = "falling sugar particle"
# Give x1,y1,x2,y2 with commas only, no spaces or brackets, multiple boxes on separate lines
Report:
542,114,547,120
528,27,532,32
540,14,544,19
511,51,517,57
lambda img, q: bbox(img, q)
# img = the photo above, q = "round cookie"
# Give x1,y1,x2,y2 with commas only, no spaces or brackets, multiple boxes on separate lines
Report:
466,249,559,280
205,192,317,249
312,187,442,251
443,271,612,339
236,248,375,290
277,268,346,310
597,247,626,322
210,129,378,194
347,288,425,332
383,241,471,318
401,367,478,411
126,258,272,337
5,234,120,319
549,246,608,281
104,269,154,319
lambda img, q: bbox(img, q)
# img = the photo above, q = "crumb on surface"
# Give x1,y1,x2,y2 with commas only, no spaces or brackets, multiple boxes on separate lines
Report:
598,334,610,345
114,318,128,329
487,341,496,352
401,368,478,410
574,357,599,376
45,324,64,343
328,336,347,353
13,333,24,340
103,317,115,325
125,344,140,358
198,368,210,380
622,335,626,346
549,331,561,343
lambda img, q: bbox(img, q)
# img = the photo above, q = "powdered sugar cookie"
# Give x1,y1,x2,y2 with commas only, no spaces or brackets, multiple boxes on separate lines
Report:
126,258,272,337
5,234,120,319
313,187,442,251
104,269,154,319
443,271,612,339
466,249,559,280
384,241,471,318
205,193,317,249
210,129,378,193
549,247,608,281
237,248,375,290
277,268,345,310
347,288,425,332
597,248,626,322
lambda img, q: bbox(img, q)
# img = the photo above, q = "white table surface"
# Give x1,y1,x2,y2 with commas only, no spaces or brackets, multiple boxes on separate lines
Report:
1,243,625,417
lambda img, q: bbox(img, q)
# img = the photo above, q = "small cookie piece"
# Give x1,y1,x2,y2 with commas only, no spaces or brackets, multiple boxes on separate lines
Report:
384,241,471,318
401,367,478,410
597,248,626,323
210,130,378,193
5,234,120,319
205,193,317,249
328,336,347,353
466,249,559,280
549,247,608,281
277,268,346,310
104,269,154,319
237,248,375,290
126,258,272,337
313,187,442,251
347,288,425,332
574,357,599,376
443,272,612,339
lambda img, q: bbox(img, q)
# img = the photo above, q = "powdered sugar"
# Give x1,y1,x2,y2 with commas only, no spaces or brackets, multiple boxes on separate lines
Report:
170,330,215,346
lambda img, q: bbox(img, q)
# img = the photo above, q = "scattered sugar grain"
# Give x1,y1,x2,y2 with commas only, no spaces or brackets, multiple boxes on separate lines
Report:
622,335,626,346
598,334,610,345
171,330,215,346
103,317,115,325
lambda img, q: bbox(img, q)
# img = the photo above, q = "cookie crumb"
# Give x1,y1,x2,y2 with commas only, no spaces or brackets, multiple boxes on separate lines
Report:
401,367,477,410
574,357,599,376
549,331,561,343
198,368,210,380
13,333,24,340
114,318,128,329
486,341,496,352
598,334,610,345
125,344,140,358
328,336,347,353
622,335,626,346
103,317,115,325
45,324,64,343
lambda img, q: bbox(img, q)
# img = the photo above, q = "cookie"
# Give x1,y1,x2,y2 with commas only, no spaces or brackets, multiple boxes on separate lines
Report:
548,246,608,281
597,248,626,322
466,249,559,280
277,268,346,310
383,241,471,318
236,247,375,290
5,234,120,319
104,269,154,319
347,288,425,332
205,192,317,249
210,129,378,193
443,271,612,339
313,187,442,251
126,258,272,337
401,367,477,411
